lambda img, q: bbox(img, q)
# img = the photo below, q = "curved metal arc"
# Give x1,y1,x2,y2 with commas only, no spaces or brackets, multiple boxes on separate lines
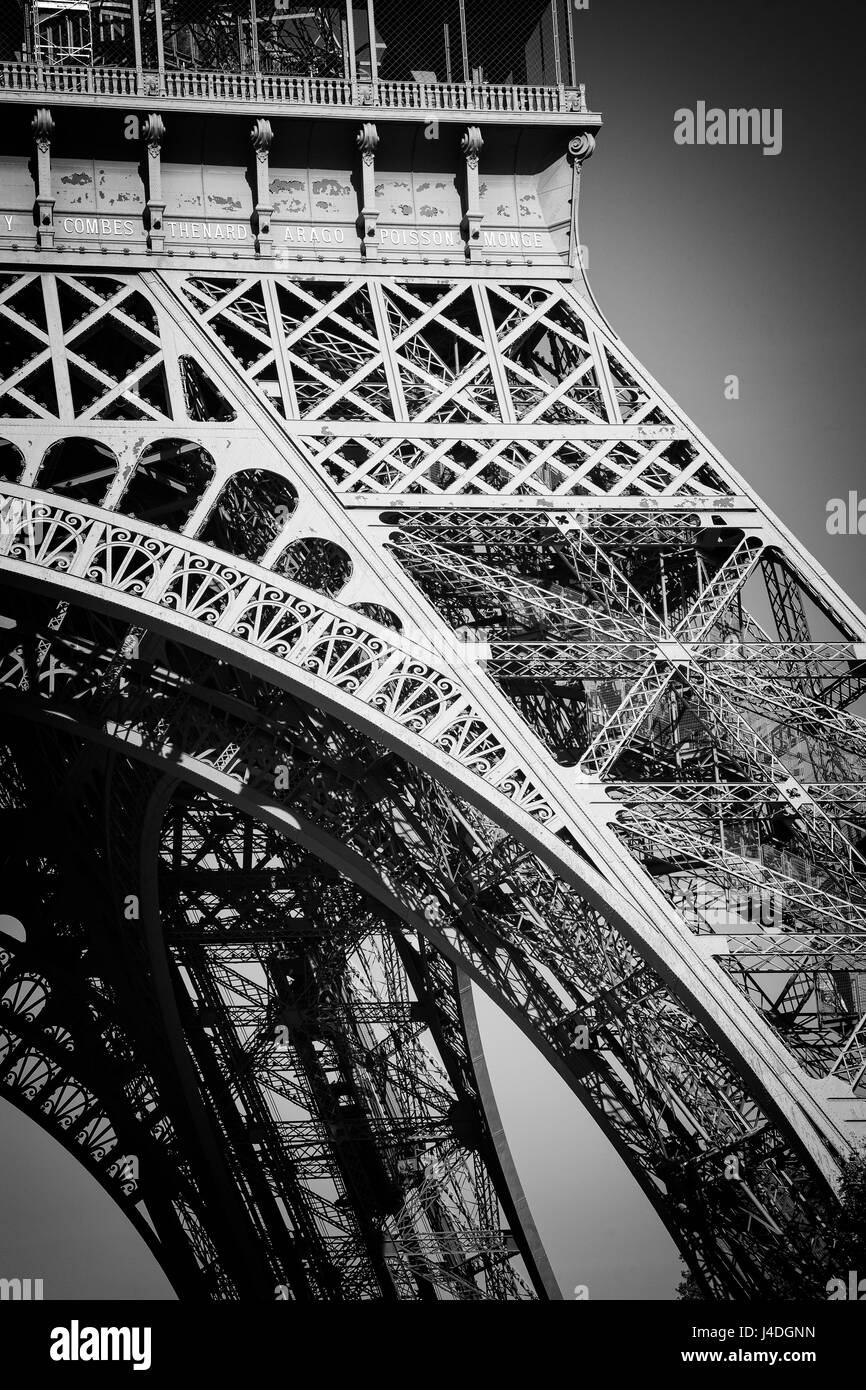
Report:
0,692,704,1282
0,541,852,1186
0,974,163,1246
133,772,552,1299
0,921,201,1297
0,1079,179,1284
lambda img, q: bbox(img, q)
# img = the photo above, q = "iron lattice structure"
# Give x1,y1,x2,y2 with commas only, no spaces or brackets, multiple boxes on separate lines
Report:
1,3,866,1302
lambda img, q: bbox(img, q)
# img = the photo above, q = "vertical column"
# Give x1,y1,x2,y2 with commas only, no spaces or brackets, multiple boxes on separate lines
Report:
550,0,562,85
31,108,55,249
344,0,357,85
443,22,452,82
143,113,167,253
565,0,577,87
250,118,274,257
365,0,378,83
249,1,261,76
460,126,483,260
32,4,42,67
457,0,470,84
131,0,143,75
356,121,379,259
154,0,165,78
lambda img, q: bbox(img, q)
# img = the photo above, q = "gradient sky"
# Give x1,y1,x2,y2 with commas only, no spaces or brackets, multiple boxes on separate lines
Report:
1,0,864,1302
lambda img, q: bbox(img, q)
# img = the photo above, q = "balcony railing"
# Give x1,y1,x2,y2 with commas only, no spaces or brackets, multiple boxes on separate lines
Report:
0,60,588,116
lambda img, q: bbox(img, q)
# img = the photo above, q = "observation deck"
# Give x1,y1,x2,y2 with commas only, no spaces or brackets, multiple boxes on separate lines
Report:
0,3,600,276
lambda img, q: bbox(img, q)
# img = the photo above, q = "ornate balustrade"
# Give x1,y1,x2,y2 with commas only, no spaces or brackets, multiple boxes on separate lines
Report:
0,61,588,119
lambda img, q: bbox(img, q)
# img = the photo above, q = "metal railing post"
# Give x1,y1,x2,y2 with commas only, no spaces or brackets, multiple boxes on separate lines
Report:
366,0,377,85
33,3,43,70
457,0,470,85
565,0,577,86
154,0,165,81
131,0,143,88
551,0,562,85
249,0,261,88
345,0,357,86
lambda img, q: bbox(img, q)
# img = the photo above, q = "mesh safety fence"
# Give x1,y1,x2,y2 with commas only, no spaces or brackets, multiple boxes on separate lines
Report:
368,0,578,87
2,2,137,67
0,1,27,62
144,1,346,76
5,1,579,87
91,2,138,66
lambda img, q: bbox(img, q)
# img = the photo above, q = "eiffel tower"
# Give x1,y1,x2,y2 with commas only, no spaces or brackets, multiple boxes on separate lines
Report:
0,0,864,1302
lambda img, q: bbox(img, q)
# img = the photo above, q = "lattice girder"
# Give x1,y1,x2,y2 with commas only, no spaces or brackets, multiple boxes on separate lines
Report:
0,601,847,1296
2,258,866,1301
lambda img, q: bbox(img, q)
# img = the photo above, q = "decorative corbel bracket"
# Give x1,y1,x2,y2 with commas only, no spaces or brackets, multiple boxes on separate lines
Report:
568,131,596,168
31,108,55,249
460,126,484,260
356,122,380,258
566,131,596,271
250,118,275,257
142,114,167,253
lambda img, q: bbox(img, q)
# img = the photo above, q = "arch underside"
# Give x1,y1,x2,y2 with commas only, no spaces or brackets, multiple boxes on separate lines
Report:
0,586,842,1299
2,267,866,1299
0,704,552,1301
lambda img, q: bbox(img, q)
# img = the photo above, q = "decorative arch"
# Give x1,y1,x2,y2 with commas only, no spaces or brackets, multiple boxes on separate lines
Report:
0,440,24,484
197,468,298,562
350,601,402,631
37,438,118,506
274,536,353,597
118,438,216,529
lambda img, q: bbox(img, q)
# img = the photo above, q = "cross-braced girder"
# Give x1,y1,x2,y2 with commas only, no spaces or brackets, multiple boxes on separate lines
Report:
2,248,865,1301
